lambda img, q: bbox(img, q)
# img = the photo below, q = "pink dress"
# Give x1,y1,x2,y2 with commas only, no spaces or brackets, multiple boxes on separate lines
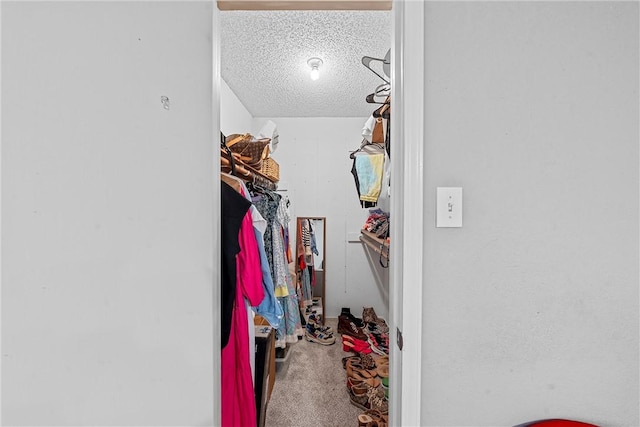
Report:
221,211,264,427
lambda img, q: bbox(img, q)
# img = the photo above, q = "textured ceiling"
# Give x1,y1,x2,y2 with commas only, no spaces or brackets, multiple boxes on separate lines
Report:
220,10,391,117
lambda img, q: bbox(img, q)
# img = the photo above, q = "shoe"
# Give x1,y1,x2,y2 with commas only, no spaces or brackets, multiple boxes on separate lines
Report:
345,359,377,380
307,313,333,336
375,355,389,368
366,386,388,414
348,376,380,391
360,353,376,370
367,334,388,356
357,412,375,427
362,307,377,324
342,335,372,354
358,409,389,427
305,324,336,346
381,376,389,389
349,384,370,411
338,315,368,340
350,383,388,414
341,309,365,328
342,355,362,369
344,341,372,354
377,364,389,379
362,307,387,327
366,321,389,335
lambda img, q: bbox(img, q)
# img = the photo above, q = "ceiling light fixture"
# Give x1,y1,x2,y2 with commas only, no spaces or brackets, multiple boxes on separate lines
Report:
307,57,323,81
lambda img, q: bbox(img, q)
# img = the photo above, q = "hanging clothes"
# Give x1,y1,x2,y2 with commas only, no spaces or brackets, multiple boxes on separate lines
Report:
254,190,302,348
274,197,303,346
350,139,386,207
355,153,384,203
221,181,251,348
221,181,264,427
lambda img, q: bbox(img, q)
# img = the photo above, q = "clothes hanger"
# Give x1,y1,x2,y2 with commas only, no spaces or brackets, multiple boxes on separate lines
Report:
361,56,390,84
365,84,391,105
373,101,390,119
375,83,391,96
349,138,385,159
350,138,372,159
361,49,391,84
365,93,389,105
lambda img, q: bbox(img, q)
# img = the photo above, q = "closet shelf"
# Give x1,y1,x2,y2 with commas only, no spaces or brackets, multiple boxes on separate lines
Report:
359,229,390,259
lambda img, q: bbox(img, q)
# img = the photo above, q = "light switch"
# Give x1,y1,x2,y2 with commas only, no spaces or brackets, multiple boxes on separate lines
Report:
436,187,463,228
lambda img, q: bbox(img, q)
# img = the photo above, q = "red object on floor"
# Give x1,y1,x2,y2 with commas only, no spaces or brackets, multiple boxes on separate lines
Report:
515,420,599,427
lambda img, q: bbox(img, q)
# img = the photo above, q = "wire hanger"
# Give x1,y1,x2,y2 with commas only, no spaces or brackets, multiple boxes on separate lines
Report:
373,100,390,119
361,56,389,84
366,93,390,105
361,49,391,84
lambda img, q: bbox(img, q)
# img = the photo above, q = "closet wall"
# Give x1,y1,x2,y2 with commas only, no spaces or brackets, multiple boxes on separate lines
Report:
419,2,639,426
2,3,216,425
221,79,253,134
255,117,390,319
221,83,389,319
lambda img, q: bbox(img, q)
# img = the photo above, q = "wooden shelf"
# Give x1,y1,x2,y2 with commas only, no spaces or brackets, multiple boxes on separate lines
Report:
359,229,390,259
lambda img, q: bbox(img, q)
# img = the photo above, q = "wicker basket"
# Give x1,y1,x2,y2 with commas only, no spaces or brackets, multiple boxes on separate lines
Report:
261,158,280,182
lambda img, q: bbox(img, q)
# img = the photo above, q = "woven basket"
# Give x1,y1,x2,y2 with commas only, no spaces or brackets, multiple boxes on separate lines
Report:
261,158,280,182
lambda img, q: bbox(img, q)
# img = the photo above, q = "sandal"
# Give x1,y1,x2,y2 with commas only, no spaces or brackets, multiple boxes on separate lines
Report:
375,355,389,367
358,412,375,427
360,353,377,370
342,355,362,369
346,360,377,380
348,376,381,391
349,384,370,411
361,409,389,427
377,364,389,378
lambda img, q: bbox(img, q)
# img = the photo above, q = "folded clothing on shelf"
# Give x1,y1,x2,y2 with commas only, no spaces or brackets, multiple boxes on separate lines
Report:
363,208,390,239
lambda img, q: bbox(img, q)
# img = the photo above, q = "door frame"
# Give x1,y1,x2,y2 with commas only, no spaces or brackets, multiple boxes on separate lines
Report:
389,1,425,426
212,1,426,425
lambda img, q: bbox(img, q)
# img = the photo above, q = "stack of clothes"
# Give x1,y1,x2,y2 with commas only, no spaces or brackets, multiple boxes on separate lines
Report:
363,209,390,240
337,307,390,426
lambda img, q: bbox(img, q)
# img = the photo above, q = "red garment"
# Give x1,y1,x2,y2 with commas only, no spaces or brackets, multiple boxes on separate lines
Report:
221,211,264,427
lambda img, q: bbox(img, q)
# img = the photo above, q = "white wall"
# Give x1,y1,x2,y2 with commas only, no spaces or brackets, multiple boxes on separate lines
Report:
220,78,253,135
1,2,216,425
254,117,389,319
421,2,639,426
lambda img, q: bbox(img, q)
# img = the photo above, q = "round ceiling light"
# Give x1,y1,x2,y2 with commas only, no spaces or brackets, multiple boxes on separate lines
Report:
307,57,323,81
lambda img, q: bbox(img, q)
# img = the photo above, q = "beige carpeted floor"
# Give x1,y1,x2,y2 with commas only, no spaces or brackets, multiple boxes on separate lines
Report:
265,318,364,427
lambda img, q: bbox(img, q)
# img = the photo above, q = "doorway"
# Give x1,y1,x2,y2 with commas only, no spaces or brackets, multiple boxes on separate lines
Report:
214,1,425,426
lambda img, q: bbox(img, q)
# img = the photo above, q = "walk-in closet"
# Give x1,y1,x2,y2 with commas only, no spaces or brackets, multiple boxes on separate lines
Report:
219,4,393,426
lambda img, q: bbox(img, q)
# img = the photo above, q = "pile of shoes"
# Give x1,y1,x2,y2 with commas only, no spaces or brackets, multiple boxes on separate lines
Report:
362,307,390,355
339,307,390,425
339,307,390,356
304,312,335,346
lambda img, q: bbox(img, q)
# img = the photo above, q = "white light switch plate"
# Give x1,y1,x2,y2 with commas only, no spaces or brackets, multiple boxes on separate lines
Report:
436,187,463,227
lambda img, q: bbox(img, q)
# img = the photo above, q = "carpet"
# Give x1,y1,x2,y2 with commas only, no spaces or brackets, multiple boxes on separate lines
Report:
265,318,363,427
